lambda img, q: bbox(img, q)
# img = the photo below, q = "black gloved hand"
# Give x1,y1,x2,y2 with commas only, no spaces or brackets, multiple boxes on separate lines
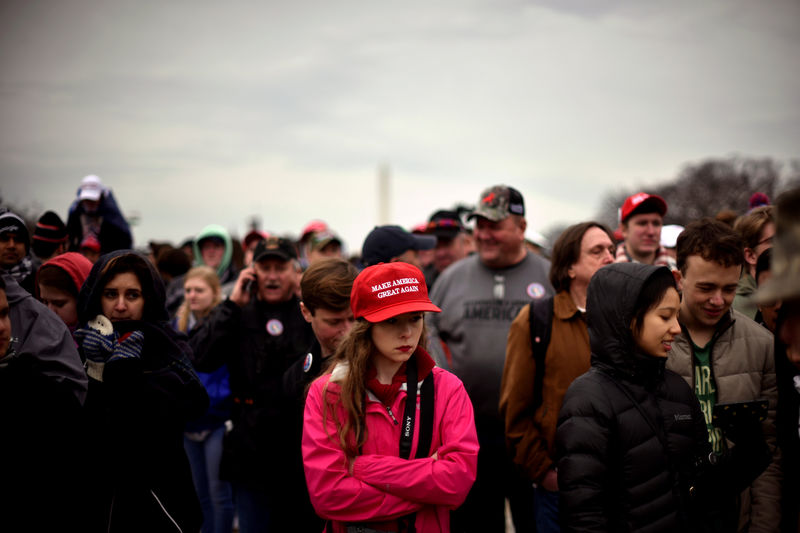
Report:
721,416,772,491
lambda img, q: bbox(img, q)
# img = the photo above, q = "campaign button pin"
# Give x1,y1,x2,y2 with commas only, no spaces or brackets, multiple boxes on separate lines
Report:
266,319,284,336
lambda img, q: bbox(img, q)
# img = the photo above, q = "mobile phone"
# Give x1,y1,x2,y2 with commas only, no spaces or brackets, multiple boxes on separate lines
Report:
243,278,256,295
712,399,768,428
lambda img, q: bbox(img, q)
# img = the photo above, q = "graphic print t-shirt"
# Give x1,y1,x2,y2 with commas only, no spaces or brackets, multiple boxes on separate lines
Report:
693,342,725,455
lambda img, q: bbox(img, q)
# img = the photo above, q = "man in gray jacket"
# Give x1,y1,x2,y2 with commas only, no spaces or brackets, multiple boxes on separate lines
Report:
429,185,552,532
1,273,88,528
666,218,780,532
1,272,87,405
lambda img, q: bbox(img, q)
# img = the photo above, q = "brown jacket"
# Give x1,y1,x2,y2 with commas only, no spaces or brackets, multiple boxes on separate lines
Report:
666,309,780,533
499,290,590,483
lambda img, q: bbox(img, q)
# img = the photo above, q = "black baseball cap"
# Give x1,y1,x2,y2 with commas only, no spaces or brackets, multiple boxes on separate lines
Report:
425,210,464,239
253,236,297,262
361,225,436,266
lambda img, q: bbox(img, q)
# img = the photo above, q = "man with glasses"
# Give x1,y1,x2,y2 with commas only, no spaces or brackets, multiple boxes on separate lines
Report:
733,205,775,319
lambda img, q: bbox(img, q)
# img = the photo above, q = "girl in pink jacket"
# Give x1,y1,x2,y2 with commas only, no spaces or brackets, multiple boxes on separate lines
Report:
302,262,479,533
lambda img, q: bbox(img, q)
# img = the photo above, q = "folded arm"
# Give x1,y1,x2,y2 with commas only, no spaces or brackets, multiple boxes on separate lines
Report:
352,376,479,507
302,379,423,522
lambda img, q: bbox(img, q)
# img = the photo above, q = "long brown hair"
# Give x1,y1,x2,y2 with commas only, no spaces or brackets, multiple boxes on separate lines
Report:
175,266,222,332
322,317,429,457
549,221,615,293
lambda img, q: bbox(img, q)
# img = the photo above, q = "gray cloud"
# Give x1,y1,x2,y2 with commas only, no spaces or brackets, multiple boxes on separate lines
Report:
1,0,798,252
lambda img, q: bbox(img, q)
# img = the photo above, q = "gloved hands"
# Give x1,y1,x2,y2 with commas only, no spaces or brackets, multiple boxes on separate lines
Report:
75,315,145,382
110,331,145,362
75,315,116,381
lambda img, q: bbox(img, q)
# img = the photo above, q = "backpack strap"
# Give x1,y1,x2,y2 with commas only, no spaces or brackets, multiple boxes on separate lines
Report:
529,296,555,412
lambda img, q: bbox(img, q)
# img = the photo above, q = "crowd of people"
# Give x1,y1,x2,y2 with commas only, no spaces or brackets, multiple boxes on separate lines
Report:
0,174,798,533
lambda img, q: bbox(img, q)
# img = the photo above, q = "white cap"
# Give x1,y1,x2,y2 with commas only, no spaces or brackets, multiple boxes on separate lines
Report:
661,224,684,249
78,175,104,201
525,229,549,249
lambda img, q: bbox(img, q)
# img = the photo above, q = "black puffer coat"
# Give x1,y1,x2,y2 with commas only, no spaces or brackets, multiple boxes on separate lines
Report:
556,263,710,532
77,250,208,532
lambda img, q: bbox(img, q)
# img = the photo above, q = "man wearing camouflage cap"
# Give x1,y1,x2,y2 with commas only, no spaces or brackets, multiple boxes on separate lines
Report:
429,185,553,532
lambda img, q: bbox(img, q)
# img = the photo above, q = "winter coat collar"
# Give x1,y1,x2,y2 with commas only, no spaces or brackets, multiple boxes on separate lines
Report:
554,290,582,321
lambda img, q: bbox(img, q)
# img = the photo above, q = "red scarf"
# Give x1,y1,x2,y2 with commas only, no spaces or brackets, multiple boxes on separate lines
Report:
365,348,436,406
361,348,436,533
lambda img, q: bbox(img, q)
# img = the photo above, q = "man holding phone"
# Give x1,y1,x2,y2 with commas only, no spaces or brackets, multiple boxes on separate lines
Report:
189,236,313,532
666,218,779,532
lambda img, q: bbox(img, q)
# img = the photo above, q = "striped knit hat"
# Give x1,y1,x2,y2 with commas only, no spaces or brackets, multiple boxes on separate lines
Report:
33,211,68,245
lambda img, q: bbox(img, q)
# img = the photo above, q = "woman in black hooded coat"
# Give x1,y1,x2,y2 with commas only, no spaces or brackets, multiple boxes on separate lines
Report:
75,250,209,532
555,263,763,533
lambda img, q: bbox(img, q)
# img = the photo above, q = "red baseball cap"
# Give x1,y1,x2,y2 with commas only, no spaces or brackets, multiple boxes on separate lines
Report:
619,192,667,223
351,262,441,323
300,220,328,241
243,229,269,249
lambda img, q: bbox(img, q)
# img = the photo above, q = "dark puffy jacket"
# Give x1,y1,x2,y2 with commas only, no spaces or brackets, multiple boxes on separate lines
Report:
556,263,710,533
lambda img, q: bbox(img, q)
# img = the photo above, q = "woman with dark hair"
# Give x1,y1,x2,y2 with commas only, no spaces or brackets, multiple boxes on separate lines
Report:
500,221,615,532
302,262,479,532
556,263,768,532
74,250,208,532
557,263,704,531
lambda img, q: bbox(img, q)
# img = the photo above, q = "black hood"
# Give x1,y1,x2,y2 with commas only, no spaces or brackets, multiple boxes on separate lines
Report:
78,249,168,325
586,262,671,383
75,250,203,396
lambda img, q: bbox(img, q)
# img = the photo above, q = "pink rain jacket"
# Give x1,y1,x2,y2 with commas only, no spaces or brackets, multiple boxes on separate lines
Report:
302,357,479,533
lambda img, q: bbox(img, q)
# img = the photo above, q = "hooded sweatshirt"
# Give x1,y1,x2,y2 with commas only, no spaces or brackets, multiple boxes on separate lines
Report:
192,224,237,284
39,252,93,295
36,252,93,334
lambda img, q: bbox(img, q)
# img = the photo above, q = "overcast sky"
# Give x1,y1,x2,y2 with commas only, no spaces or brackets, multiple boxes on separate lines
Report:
1,0,798,253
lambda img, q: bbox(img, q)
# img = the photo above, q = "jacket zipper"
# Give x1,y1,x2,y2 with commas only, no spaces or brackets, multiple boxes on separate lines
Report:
385,406,399,425
107,493,115,533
